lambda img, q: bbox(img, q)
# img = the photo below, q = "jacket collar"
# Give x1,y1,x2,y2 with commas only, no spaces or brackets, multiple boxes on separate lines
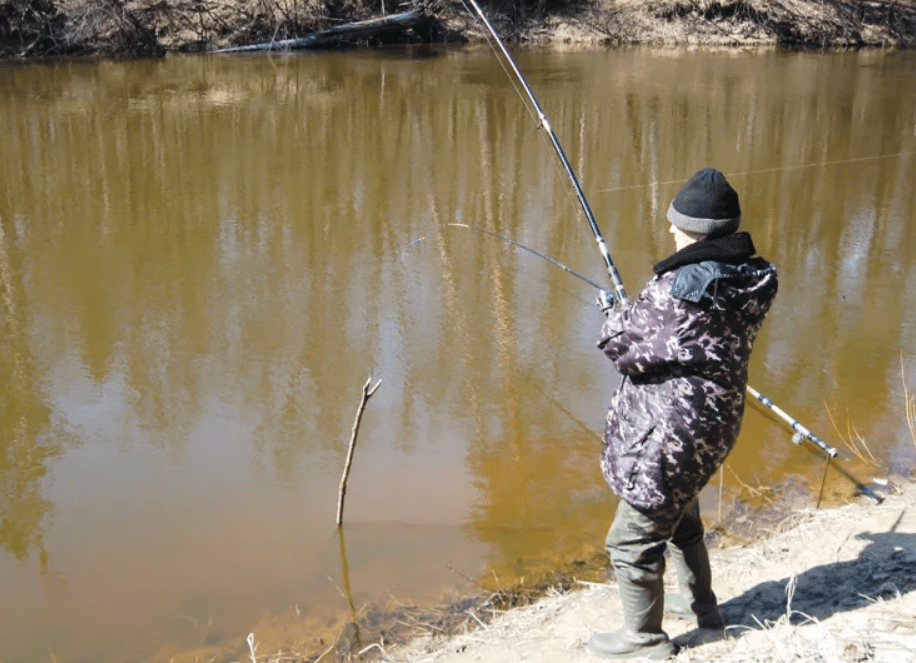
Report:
653,232,756,276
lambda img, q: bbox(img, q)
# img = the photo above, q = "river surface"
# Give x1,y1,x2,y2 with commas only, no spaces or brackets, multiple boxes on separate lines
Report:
1,46,915,662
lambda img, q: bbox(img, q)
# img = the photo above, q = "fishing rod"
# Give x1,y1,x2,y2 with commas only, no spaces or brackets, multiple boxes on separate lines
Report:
449,223,884,504
745,386,883,504
460,4,883,504
461,0,628,308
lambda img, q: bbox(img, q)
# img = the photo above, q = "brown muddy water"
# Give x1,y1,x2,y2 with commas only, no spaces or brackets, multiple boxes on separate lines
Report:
1,46,916,662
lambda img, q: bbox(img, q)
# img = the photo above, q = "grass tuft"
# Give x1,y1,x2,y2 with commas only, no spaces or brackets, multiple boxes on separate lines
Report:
825,403,878,466
904,354,916,451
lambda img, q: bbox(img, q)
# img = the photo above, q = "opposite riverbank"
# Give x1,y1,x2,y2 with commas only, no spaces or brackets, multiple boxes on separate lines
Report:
2,0,916,58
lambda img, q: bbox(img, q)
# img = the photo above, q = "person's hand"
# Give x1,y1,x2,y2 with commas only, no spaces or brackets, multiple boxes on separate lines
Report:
596,290,616,316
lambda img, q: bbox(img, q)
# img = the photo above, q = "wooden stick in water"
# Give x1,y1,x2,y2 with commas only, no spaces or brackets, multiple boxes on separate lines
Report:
336,376,382,526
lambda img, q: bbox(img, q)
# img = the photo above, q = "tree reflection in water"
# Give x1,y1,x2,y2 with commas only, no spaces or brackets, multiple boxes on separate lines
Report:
0,216,57,575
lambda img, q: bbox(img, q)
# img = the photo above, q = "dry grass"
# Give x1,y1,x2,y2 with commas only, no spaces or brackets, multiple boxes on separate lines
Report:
387,480,916,663
579,0,916,47
4,0,916,56
136,470,912,663
2,0,407,56
825,402,879,467
702,587,916,663
904,355,916,451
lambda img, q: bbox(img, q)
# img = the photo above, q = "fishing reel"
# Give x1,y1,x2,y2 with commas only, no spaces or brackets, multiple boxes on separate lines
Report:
597,290,617,316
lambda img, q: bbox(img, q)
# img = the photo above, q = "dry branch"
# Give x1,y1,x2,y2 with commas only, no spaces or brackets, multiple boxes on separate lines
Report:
336,376,382,526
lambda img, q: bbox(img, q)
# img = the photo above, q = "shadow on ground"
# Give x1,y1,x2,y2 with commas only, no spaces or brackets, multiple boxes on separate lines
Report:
673,530,916,648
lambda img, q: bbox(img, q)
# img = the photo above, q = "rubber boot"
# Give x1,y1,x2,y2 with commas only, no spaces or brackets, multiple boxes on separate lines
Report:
587,575,676,660
666,541,725,629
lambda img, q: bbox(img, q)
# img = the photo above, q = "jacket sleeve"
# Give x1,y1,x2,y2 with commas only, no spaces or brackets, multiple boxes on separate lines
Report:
598,276,686,377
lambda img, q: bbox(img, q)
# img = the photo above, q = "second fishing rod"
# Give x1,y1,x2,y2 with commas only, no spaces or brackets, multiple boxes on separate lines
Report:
460,0,882,504
449,223,881,504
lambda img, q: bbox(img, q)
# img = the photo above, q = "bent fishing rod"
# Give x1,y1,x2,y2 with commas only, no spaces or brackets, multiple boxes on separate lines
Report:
461,5,883,503
462,0,628,308
449,223,883,504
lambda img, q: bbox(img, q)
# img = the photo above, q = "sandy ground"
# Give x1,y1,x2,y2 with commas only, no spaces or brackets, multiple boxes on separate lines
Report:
387,479,916,663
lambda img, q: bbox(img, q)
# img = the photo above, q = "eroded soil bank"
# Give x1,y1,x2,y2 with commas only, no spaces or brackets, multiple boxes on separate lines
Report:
2,0,916,58
152,478,912,663
390,477,916,663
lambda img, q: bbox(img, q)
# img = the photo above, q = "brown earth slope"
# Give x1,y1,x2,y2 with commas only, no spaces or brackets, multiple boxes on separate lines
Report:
2,0,916,58
391,478,916,663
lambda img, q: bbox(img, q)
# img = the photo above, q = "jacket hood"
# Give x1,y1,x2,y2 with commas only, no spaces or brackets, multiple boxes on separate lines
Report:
670,257,776,310
657,232,776,324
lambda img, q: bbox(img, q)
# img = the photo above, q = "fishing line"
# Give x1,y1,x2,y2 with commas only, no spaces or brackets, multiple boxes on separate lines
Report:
458,0,599,236
598,150,916,193
459,0,629,306
460,5,915,203
449,223,605,290
458,0,539,126
450,223,884,504
455,2,883,504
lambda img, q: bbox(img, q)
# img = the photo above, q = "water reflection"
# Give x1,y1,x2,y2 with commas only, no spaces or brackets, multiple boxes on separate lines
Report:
0,218,56,574
0,47,915,661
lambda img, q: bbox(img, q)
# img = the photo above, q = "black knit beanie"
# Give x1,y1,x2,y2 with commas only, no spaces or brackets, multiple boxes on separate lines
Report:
666,168,741,238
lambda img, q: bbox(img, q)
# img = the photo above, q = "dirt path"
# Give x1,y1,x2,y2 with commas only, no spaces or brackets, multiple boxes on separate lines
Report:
389,480,916,663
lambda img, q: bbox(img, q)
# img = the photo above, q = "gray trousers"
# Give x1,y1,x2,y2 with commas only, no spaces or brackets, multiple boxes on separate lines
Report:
605,497,705,584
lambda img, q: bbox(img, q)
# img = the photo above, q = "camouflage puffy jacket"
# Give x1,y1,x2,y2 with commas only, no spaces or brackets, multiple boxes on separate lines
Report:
598,232,778,512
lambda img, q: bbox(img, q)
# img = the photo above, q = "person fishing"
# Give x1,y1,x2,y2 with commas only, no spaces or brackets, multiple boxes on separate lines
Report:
589,168,779,660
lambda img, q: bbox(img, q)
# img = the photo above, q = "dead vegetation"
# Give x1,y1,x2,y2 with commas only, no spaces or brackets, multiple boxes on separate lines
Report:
574,0,916,47
213,549,612,663
904,356,916,450
2,0,916,57
386,478,916,663
154,478,883,663
0,0,449,57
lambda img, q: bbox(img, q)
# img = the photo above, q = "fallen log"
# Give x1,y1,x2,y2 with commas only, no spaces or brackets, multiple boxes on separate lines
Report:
213,10,427,53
